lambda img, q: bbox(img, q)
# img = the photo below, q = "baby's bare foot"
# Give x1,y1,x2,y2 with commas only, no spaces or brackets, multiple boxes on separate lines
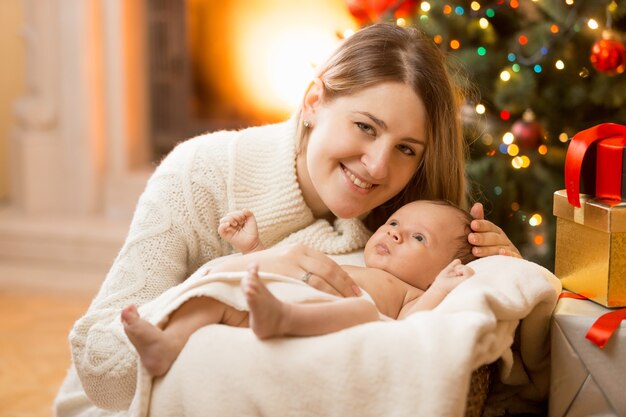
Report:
242,264,288,339
121,305,179,376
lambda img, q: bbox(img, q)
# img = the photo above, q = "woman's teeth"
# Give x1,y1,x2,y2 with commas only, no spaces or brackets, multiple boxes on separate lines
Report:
343,167,373,189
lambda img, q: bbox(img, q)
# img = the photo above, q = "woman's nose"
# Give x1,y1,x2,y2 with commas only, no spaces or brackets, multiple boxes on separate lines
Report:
362,142,390,180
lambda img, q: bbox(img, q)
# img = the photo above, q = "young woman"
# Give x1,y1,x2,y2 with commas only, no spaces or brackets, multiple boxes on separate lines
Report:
55,23,519,414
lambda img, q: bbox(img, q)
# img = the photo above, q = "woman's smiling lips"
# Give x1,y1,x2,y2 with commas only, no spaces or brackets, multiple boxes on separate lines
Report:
341,164,376,194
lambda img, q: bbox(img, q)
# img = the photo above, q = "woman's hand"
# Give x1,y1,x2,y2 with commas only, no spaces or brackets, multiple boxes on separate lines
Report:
269,244,361,297
468,203,522,258
212,244,360,297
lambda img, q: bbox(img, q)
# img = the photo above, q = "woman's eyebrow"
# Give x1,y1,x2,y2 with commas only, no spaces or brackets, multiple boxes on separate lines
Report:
355,111,426,146
404,137,426,146
356,111,387,129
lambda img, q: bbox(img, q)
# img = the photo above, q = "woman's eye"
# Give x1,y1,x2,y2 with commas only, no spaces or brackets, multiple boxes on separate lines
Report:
389,220,398,226
356,122,376,136
413,234,425,242
397,144,416,156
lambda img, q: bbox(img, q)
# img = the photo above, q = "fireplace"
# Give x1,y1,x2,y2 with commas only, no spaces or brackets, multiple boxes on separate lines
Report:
144,0,350,159
145,1,257,159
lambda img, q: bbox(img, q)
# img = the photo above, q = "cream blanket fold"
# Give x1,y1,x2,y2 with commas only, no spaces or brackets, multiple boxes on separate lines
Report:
128,255,560,417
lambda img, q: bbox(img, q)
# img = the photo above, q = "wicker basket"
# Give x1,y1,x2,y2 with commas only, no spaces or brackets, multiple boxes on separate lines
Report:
464,364,494,417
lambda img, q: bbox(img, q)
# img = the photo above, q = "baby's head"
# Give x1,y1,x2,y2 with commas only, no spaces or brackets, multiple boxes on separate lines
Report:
363,200,476,290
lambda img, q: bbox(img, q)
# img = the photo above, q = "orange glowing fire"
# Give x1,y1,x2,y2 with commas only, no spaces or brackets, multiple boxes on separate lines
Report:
189,0,356,122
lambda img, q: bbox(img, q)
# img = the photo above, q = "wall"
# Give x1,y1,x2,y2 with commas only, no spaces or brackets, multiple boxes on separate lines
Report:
0,1,24,201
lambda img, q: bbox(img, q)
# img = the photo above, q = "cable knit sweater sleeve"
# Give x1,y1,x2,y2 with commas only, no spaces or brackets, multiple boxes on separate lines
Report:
69,134,233,410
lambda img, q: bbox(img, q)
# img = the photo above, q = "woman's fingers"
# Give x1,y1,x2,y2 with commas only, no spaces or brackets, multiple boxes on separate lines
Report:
469,232,521,258
302,275,342,297
469,219,521,258
295,246,359,297
262,244,359,297
498,247,523,258
302,262,359,297
470,202,485,221
472,245,522,258
470,218,504,234
468,229,503,247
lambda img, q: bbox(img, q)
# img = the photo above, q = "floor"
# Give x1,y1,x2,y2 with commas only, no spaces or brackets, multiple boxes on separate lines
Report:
0,287,93,417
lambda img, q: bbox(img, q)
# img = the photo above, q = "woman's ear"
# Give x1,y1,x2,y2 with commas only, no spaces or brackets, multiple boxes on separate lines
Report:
302,78,324,119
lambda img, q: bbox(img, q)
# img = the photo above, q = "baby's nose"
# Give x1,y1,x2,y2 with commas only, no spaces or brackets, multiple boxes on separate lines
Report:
387,229,402,242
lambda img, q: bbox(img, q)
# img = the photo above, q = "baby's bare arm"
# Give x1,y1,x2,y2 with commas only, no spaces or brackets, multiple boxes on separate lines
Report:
397,260,474,319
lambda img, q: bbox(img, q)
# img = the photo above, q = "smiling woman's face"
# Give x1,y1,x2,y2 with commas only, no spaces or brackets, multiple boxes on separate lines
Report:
296,81,427,220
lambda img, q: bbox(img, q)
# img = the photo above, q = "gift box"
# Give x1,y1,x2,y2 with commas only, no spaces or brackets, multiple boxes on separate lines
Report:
549,295,626,416
555,123,626,307
553,190,626,307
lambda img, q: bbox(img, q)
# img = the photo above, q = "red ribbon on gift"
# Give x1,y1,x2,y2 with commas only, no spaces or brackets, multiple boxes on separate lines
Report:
558,292,588,300
565,123,626,207
558,292,626,348
597,137,626,201
586,309,626,348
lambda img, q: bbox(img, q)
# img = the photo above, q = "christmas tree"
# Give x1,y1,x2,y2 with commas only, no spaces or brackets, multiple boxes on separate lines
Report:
345,0,626,269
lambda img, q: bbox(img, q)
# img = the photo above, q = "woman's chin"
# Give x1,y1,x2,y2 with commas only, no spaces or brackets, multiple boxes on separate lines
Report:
323,194,382,220
332,210,370,220
328,205,369,220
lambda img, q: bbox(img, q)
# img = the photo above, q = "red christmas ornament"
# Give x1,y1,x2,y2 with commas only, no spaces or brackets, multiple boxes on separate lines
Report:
345,0,370,25
345,0,419,23
590,36,626,76
511,109,544,150
369,0,398,18
394,0,421,18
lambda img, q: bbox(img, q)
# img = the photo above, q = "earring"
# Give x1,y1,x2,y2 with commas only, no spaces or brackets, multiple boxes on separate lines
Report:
303,120,311,128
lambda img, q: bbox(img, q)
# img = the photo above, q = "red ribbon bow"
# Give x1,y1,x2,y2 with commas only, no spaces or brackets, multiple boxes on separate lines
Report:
559,292,626,348
565,123,626,207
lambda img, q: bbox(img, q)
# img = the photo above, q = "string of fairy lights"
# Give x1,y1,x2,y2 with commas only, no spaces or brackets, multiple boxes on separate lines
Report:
430,1,620,248
344,0,625,252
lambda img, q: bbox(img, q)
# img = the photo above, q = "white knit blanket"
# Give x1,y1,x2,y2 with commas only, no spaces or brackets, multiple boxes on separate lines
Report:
127,255,560,417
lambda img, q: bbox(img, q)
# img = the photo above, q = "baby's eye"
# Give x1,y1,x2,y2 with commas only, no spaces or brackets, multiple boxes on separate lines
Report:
356,122,376,136
389,220,398,226
413,234,425,242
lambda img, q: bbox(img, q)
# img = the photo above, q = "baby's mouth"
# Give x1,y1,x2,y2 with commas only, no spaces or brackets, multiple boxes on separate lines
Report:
375,243,389,255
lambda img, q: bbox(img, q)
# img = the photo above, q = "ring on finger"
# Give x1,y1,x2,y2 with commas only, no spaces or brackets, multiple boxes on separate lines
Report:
301,271,312,284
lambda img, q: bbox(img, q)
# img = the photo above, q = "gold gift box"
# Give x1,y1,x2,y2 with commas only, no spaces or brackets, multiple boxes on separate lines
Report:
553,190,626,307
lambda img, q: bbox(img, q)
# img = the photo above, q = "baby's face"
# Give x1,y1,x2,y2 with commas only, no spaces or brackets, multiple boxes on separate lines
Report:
363,201,466,290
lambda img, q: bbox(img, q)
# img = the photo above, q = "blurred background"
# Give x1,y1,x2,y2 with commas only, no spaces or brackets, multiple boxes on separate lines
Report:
0,1,625,415
0,1,357,416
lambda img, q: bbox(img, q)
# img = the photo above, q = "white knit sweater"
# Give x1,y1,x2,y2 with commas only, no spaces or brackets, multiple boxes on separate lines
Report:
57,118,371,413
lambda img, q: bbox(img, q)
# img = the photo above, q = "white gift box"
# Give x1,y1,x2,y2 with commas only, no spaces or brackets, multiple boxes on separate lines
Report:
549,295,626,416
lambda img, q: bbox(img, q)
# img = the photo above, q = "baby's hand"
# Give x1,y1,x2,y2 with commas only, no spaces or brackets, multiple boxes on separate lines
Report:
430,259,474,295
218,209,264,254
